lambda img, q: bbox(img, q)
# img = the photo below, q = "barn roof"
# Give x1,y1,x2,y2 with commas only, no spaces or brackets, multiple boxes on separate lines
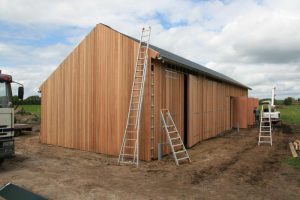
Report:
148,44,250,89
105,24,250,90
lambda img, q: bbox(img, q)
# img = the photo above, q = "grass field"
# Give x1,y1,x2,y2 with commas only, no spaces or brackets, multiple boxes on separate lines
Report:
284,157,300,186
278,105,300,125
20,105,41,117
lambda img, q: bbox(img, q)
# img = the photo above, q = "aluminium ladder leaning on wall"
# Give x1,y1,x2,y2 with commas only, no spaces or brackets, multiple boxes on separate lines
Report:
160,109,191,165
118,27,151,167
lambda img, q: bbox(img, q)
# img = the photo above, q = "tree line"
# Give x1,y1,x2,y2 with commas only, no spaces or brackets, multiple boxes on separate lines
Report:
259,97,300,106
13,95,41,105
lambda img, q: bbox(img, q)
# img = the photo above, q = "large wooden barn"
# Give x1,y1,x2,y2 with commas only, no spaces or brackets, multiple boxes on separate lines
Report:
40,23,256,161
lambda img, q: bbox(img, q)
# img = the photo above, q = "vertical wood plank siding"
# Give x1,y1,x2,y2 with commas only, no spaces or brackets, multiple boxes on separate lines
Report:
187,74,248,147
40,24,157,161
152,61,184,158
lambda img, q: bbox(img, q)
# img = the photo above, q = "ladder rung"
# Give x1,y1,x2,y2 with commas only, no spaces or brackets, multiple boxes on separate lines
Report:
126,139,136,141
177,157,189,161
124,146,135,149
260,131,271,132
131,109,138,111
142,35,150,37
259,141,272,143
171,137,180,140
173,143,183,147
121,154,135,157
175,150,186,154
168,131,177,134
259,136,271,138
119,161,135,164
261,126,270,127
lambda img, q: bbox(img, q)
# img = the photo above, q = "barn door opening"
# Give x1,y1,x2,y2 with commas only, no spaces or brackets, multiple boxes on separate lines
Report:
230,96,234,129
184,74,188,147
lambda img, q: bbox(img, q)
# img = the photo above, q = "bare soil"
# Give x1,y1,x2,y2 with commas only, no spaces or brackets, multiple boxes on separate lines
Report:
0,127,300,200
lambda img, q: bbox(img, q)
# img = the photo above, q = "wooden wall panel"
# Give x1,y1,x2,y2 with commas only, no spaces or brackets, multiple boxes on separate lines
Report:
254,98,259,108
188,75,203,147
247,98,254,126
40,24,158,161
152,61,184,159
247,97,259,126
232,97,248,129
187,76,248,147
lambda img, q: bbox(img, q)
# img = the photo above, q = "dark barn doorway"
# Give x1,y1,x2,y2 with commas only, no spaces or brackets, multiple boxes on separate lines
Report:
184,74,188,147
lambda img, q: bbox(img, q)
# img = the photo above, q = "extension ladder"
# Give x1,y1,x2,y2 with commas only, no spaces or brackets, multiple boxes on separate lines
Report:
160,109,191,165
258,105,272,146
118,27,151,167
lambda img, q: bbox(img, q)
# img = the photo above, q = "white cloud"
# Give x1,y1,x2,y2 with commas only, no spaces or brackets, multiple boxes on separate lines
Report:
0,42,73,97
0,0,300,99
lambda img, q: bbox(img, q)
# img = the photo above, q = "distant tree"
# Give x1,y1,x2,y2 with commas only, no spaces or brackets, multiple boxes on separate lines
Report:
298,98,300,104
12,95,41,105
12,95,20,105
259,98,271,105
24,95,41,105
284,97,294,105
275,99,284,105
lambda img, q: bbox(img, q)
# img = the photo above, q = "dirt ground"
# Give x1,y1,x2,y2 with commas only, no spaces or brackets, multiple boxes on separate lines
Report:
1,126,300,200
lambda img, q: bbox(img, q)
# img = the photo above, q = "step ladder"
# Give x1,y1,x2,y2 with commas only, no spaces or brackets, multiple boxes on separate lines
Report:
160,109,191,165
258,105,272,146
118,27,151,167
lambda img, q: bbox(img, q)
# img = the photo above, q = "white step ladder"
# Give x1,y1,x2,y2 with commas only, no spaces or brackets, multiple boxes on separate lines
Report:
160,109,191,165
118,27,151,167
258,105,272,146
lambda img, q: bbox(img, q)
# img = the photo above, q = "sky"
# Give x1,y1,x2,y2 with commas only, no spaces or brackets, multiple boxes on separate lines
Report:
0,0,300,99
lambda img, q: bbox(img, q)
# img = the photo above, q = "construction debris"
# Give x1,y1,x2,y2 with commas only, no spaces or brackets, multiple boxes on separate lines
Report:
289,142,298,158
293,140,300,150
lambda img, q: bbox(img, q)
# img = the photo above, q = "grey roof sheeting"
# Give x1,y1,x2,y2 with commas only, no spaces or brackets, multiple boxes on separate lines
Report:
102,24,250,90
148,44,251,90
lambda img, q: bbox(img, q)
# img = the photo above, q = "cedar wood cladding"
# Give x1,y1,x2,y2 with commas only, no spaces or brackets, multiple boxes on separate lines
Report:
40,24,248,161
